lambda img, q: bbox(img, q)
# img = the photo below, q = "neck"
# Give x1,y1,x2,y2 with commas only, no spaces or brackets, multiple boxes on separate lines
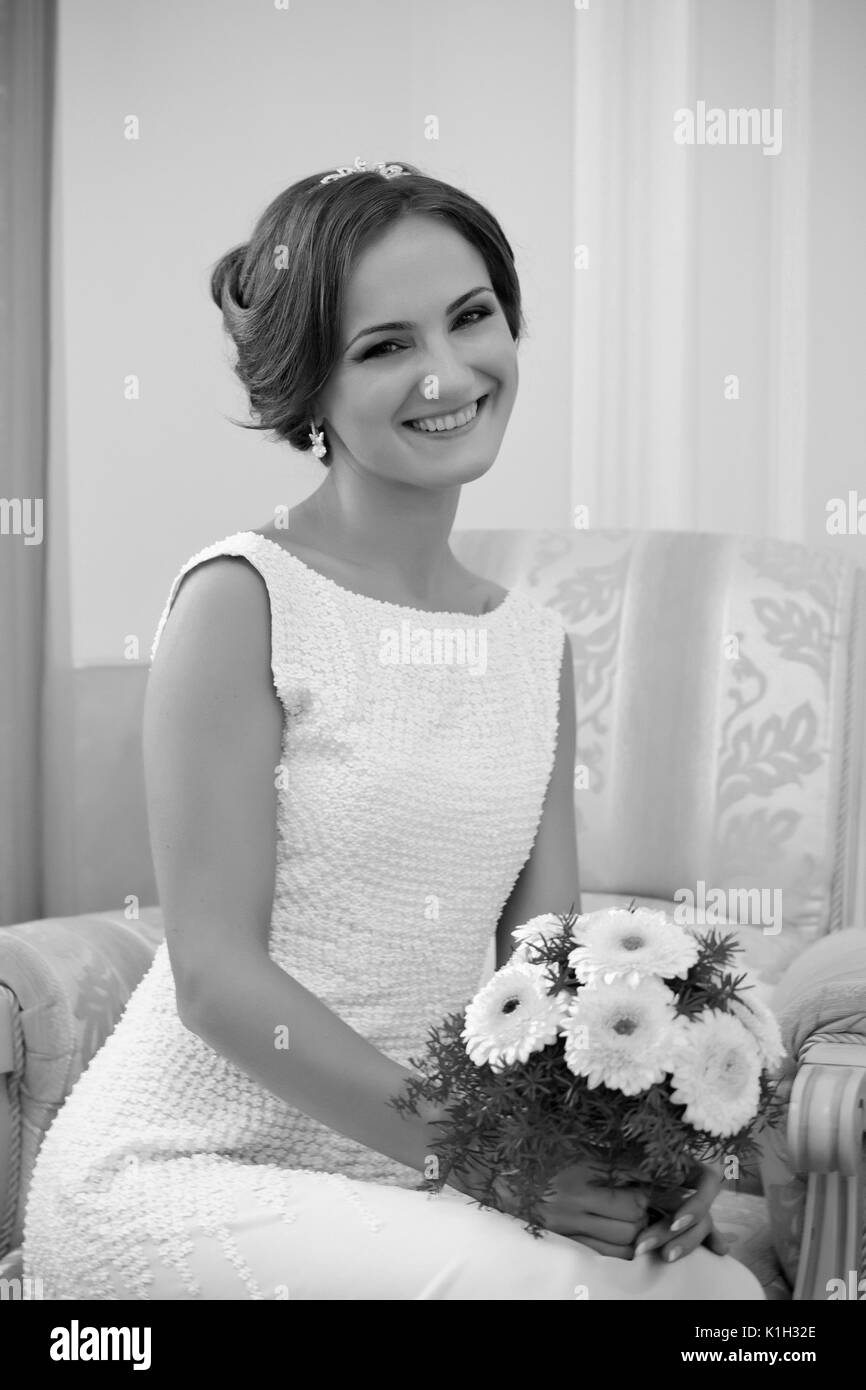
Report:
303,463,463,598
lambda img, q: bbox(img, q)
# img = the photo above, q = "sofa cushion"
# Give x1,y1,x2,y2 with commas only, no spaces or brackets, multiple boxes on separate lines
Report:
712,1190,791,1300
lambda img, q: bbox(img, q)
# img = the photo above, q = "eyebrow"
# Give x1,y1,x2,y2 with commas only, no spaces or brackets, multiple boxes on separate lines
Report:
344,286,495,351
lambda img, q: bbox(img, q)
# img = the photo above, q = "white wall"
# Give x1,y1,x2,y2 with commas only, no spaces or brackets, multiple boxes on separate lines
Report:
52,0,574,667
51,0,866,669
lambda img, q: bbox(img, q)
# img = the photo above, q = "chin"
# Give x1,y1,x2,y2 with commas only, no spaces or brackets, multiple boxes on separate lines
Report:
451,452,499,485
403,451,498,489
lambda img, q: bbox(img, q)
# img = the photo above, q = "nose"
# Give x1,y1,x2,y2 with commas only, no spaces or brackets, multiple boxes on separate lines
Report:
415,337,478,409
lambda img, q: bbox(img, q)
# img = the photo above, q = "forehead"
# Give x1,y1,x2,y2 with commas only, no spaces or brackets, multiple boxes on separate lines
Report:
342,215,490,321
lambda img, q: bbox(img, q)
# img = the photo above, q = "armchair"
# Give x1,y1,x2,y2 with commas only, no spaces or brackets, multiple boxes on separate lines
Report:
1,528,864,1299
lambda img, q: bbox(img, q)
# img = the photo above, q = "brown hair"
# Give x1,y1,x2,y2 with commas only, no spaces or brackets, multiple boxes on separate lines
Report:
209,162,525,464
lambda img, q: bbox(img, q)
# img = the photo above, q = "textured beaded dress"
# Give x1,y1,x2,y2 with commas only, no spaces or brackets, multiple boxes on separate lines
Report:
21,531,764,1301
22,531,566,1297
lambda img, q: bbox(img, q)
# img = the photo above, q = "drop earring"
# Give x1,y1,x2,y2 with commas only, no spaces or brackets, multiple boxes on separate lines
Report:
308,420,327,460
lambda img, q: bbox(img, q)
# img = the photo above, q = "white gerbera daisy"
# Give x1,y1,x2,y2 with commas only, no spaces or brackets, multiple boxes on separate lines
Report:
668,1010,763,1136
462,961,568,1071
510,913,568,963
567,907,699,987
728,973,786,1070
562,976,678,1095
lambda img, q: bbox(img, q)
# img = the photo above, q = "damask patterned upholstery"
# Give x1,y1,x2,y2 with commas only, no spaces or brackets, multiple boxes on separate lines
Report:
451,529,865,988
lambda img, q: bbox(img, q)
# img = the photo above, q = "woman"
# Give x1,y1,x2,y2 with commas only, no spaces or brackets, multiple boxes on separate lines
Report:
23,160,763,1300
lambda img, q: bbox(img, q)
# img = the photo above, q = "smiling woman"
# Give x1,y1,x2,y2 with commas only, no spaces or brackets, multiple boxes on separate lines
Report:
22,159,763,1302
208,162,524,473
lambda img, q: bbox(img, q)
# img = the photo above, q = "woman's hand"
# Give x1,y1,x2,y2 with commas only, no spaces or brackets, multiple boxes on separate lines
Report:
446,1154,648,1258
633,1161,729,1263
535,1161,651,1258
470,1160,650,1259
447,1152,728,1264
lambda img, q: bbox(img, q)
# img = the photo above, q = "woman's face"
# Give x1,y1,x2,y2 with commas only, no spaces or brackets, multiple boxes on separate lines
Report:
315,214,519,489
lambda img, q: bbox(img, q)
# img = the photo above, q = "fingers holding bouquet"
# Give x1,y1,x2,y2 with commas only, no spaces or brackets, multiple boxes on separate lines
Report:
463,1158,651,1259
534,1157,728,1263
539,1161,650,1259
481,1155,726,1264
633,1160,729,1262
392,902,786,1266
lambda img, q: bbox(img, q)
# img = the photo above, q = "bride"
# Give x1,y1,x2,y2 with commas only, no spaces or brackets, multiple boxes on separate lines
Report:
23,160,763,1300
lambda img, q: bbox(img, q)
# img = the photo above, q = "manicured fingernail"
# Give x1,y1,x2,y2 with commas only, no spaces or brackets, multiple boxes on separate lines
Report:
635,1238,655,1257
665,1245,682,1262
671,1214,694,1233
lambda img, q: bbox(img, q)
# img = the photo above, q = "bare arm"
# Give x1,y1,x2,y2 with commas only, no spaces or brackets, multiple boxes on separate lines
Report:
143,557,443,1175
494,631,581,969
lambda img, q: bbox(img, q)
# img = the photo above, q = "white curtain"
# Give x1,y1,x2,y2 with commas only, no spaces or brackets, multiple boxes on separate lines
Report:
0,0,55,924
572,0,812,541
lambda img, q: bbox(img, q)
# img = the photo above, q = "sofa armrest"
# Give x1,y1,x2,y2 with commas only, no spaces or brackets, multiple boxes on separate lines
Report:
758,926,866,1295
0,907,164,1256
0,986,24,1258
787,1039,866,1301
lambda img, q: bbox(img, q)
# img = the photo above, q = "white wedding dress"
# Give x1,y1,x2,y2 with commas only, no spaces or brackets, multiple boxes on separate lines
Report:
23,531,763,1300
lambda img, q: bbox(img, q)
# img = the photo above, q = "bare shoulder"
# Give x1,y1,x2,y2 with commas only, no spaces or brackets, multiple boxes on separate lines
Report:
253,523,357,579
149,554,274,697
250,523,360,588
251,523,310,562
451,559,509,613
483,576,510,610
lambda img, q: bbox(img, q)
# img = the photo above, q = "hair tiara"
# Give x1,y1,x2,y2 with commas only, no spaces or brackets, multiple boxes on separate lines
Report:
320,156,411,185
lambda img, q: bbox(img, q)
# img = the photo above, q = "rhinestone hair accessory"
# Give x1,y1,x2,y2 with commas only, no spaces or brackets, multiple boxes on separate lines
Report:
320,156,410,185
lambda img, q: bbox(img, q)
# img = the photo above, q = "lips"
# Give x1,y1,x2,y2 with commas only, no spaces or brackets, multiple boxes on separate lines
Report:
403,395,487,433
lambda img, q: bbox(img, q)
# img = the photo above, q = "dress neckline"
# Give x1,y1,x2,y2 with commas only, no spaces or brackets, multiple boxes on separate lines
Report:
246,532,516,621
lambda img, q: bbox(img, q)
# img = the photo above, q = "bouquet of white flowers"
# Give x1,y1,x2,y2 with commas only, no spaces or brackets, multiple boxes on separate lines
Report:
391,902,786,1234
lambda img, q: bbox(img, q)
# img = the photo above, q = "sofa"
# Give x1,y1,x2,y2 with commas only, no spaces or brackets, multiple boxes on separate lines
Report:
1,527,864,1299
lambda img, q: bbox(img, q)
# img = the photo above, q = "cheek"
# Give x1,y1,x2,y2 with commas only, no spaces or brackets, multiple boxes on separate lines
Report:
351,376,409,424
323,383,386,441
487,328,519,385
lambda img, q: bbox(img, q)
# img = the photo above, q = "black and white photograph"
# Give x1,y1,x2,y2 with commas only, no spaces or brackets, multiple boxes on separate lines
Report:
0,0,864,1341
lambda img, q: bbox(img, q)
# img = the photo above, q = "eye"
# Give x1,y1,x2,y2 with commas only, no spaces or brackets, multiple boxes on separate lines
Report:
360,340,402,361
358,304,494,361
454,306,493,329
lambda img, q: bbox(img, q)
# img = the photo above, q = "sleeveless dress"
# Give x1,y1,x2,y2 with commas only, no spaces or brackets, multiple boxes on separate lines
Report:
22,530,763,1300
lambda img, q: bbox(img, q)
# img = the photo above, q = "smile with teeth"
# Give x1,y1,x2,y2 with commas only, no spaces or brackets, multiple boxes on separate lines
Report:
407,397,483,432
